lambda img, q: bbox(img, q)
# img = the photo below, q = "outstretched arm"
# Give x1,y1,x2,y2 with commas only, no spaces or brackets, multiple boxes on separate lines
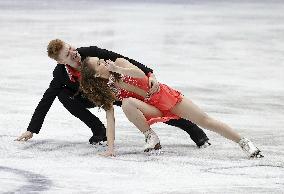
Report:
15,65,65,141
78,46,153,75
99,106,115,157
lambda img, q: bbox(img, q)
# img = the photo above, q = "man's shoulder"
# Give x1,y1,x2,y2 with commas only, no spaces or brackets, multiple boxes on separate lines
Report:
52,64,66,76
54,63,65,70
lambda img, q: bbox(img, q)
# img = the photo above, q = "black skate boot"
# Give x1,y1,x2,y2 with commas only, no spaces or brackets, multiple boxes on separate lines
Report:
89,135,107,146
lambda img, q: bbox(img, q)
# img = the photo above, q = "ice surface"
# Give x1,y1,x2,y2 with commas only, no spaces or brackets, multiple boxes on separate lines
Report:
0,0,284,193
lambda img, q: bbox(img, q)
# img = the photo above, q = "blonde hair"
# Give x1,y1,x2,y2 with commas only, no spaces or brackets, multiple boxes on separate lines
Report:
47,39,64,61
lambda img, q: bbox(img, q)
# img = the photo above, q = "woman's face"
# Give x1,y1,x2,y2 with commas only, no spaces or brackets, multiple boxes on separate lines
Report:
88,57,110,79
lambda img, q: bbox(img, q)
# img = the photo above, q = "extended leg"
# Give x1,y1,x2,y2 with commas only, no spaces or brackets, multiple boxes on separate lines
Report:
170,97,264,157
170,97,241,142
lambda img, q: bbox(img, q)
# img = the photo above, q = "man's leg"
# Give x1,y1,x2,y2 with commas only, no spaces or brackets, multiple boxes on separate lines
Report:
164,118,210,147
58,89,106,144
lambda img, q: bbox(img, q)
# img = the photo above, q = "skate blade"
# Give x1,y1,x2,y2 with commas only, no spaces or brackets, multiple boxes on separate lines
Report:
250,150,264,159
91,141,108,148
144,142,162,153
198,141,211,149
146,149,163,156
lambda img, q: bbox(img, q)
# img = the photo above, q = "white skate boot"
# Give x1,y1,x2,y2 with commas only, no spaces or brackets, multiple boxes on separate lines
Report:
238,137,263,158
143,129,162,152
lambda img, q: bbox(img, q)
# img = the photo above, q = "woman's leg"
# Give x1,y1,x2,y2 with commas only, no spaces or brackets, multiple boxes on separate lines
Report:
165,119,210,147
170,97,241,143
121,97,163,151
121,97,163,133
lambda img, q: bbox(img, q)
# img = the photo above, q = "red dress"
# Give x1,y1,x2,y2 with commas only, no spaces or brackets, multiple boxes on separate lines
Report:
110,75,183,125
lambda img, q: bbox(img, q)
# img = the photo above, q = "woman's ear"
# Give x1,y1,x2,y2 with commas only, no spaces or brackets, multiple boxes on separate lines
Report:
94,74,100,78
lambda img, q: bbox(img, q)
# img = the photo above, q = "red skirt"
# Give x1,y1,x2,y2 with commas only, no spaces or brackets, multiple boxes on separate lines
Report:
144,84,183,125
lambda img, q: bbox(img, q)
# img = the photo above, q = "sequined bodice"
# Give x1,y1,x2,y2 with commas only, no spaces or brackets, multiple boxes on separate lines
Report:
108,75,149,101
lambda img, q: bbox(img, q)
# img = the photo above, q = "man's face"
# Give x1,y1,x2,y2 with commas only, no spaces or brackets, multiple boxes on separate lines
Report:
57,42,81,69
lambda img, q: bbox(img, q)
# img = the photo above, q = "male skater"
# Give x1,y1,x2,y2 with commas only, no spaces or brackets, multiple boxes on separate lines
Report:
16,39,210,148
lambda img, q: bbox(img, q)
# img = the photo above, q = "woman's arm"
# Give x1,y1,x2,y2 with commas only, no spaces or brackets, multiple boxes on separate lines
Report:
99,105,115,157
106,58,146,78
106,106,115,151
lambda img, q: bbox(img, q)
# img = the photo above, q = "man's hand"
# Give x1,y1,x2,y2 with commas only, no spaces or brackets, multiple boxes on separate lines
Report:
15,131,33,141
147,74,160,98
98,149,116,157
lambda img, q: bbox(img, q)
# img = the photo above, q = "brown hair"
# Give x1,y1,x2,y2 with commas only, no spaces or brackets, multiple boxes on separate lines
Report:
47,39,64,61
79,57,121,111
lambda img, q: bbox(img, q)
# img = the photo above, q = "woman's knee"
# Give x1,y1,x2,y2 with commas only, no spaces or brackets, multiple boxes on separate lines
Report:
121,98,137,112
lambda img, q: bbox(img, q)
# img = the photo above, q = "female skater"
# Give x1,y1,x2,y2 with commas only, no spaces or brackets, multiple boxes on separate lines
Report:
79,57,263,158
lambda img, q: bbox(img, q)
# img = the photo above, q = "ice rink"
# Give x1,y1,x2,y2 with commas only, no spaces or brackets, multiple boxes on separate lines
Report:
0,0,284,193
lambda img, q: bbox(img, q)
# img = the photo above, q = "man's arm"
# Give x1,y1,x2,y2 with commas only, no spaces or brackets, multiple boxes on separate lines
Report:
78,46,153,75
78,46,160,95
26,65,64,134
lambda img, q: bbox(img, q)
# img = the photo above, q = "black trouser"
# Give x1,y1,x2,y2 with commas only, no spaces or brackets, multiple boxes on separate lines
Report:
58,89,106,138
58,89,209,146
164,119,209,146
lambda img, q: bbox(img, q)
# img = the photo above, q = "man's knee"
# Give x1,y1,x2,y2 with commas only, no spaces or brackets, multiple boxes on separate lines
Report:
58,89,73,104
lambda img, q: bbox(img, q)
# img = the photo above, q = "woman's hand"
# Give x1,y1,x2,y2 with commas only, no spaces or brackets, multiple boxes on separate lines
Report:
147,74,160,98
15,131,33,141
105,60,117,72
98,149,116,157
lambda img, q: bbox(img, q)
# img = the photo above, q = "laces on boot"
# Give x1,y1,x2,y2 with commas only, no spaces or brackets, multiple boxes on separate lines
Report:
143,129,161,152
239,137,263,158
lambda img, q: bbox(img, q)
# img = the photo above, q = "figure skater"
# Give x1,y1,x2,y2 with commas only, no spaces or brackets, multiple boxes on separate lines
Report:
79,56,263,158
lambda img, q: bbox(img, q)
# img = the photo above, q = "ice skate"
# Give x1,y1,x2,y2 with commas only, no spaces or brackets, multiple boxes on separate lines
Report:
198,140,211,148
89,136,107,147
238,137,263,158
143,129,162,152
